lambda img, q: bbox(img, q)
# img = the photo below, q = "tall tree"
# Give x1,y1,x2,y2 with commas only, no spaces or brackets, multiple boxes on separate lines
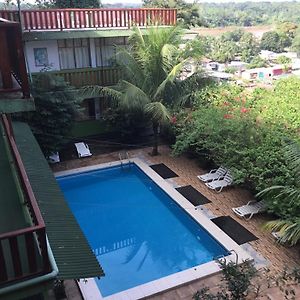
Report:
23,73,81,156
260,31,287,53
143,0,202,27
83,26,201,155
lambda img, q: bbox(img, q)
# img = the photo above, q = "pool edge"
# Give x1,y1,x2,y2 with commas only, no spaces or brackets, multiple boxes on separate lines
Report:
55,158,253,300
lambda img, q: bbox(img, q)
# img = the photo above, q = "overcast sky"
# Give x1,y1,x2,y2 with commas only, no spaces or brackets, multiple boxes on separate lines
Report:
1,0,299,5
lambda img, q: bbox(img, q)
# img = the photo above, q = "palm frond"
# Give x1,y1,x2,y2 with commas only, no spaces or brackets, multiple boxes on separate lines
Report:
144,102,170,124
263,219,300,245
116,48,145,88
79,85,104,98
284,140,300,179
160,44,179,74
118,80,150,110
153,61,185,100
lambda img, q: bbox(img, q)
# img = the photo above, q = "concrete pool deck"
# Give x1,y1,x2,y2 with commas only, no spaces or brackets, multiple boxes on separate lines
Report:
51,145,300,299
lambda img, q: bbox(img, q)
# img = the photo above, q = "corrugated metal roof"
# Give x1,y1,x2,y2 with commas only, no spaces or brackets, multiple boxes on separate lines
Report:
23,28,147,41
12,122,104,279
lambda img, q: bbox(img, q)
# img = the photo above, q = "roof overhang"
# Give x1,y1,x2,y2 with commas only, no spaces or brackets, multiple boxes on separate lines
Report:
12,121,104,280
23,28,148,41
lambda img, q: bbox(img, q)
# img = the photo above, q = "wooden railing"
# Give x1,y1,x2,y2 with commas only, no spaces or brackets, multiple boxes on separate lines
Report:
0,19,30,98
0,8,177,32
33,67,121,88
0,115,50,286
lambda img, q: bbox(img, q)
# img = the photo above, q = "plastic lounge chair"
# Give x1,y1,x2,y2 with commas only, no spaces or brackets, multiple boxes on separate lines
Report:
205,172,233,193
75,142,92,158
48,152,60,164
197,166,228,182
232,200,266,220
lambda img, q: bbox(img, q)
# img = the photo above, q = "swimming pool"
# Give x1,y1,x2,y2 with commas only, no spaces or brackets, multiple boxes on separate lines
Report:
56,159,251,299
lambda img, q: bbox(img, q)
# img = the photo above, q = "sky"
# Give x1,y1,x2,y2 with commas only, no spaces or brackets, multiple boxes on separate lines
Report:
1,0,298,6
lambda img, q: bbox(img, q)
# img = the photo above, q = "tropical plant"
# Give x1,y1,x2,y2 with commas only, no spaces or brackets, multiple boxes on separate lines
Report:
194,260,300,299
173,79,300,192
82,26,201,155
194,259,257,300
19,73,81,157
257,141,300,246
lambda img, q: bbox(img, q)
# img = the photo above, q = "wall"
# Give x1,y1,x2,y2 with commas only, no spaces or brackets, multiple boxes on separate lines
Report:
25,40,60,73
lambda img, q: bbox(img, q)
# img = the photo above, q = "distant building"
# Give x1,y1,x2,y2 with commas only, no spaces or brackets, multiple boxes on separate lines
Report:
241,65,291,81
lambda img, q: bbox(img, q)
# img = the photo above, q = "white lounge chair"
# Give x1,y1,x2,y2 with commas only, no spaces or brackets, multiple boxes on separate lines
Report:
48,152,60,164
75,142,92,158
232,200,266,220
205,172,233,192
197,166,228,182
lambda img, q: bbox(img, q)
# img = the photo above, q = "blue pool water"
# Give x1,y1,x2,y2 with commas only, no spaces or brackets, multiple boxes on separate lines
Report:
57,164,229,297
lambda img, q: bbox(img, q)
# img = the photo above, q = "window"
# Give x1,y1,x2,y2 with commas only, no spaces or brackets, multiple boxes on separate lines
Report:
95,37,128,67
58,38,90,69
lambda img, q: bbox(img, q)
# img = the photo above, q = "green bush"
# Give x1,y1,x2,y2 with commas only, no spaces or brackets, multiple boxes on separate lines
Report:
173,79,299,193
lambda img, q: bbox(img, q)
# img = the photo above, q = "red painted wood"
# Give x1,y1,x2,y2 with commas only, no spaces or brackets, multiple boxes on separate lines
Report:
0,8,177,30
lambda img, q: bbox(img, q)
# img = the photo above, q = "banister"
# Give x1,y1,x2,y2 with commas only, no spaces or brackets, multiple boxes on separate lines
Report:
0,8,177,31
0,114,50,286
2,114,45,228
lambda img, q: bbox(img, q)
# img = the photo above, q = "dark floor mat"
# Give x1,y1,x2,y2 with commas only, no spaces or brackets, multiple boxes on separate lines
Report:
150,163,178,179
176,185,211,206
212,216,258,245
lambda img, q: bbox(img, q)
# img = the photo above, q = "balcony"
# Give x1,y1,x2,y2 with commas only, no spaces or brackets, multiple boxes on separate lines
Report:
0,115,51,287
0,8,177,32
33,67,121,88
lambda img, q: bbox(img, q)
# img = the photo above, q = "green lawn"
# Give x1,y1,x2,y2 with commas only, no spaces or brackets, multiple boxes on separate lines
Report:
70,119,110,138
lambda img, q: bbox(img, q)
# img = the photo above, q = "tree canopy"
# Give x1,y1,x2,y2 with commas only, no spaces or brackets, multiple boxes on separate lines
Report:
23,73,81,156
83,26,202,155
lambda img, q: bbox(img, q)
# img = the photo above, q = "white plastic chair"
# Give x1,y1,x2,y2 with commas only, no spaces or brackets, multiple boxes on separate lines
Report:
197,166,228,182
232,200,266,220
205,172,233,192
48,152,60,164
75,142,92,158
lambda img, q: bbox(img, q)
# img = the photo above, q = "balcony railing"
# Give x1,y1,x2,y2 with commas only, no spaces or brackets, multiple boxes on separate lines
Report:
0,8,177,32
0,115,50,286
33,67,121,88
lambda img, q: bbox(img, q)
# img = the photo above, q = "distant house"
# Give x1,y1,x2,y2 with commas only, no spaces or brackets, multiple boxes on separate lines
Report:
241,65,291,81
207,71,233,82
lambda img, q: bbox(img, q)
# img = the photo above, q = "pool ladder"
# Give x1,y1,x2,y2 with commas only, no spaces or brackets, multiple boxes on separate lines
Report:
119,151,131,169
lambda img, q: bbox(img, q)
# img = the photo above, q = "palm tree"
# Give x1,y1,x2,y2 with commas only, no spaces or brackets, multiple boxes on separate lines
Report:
257,140,300,245
83,26,200,155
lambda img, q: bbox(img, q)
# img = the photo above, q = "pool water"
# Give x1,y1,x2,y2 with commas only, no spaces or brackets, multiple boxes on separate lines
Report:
57,164,229,297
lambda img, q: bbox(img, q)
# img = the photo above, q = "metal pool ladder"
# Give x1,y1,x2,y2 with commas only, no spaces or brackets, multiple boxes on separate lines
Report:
119,151,131,169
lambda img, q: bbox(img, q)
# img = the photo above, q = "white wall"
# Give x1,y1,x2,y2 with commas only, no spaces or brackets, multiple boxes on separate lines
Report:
25,40,60,73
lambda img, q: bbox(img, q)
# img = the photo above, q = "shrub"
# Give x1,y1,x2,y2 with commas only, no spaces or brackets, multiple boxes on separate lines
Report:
173,79,299,192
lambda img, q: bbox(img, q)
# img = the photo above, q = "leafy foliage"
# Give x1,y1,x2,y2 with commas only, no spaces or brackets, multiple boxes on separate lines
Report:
260,31,289,53
194,260,300,299
82,26,202,155
276,55,292,65
247,56,268,69
197,2,300,27
257,141,300,245
200,30,259,63
173,78,300,192
143,0,202,27
21,73,81,156
35,0,101,8
194,260,257,300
